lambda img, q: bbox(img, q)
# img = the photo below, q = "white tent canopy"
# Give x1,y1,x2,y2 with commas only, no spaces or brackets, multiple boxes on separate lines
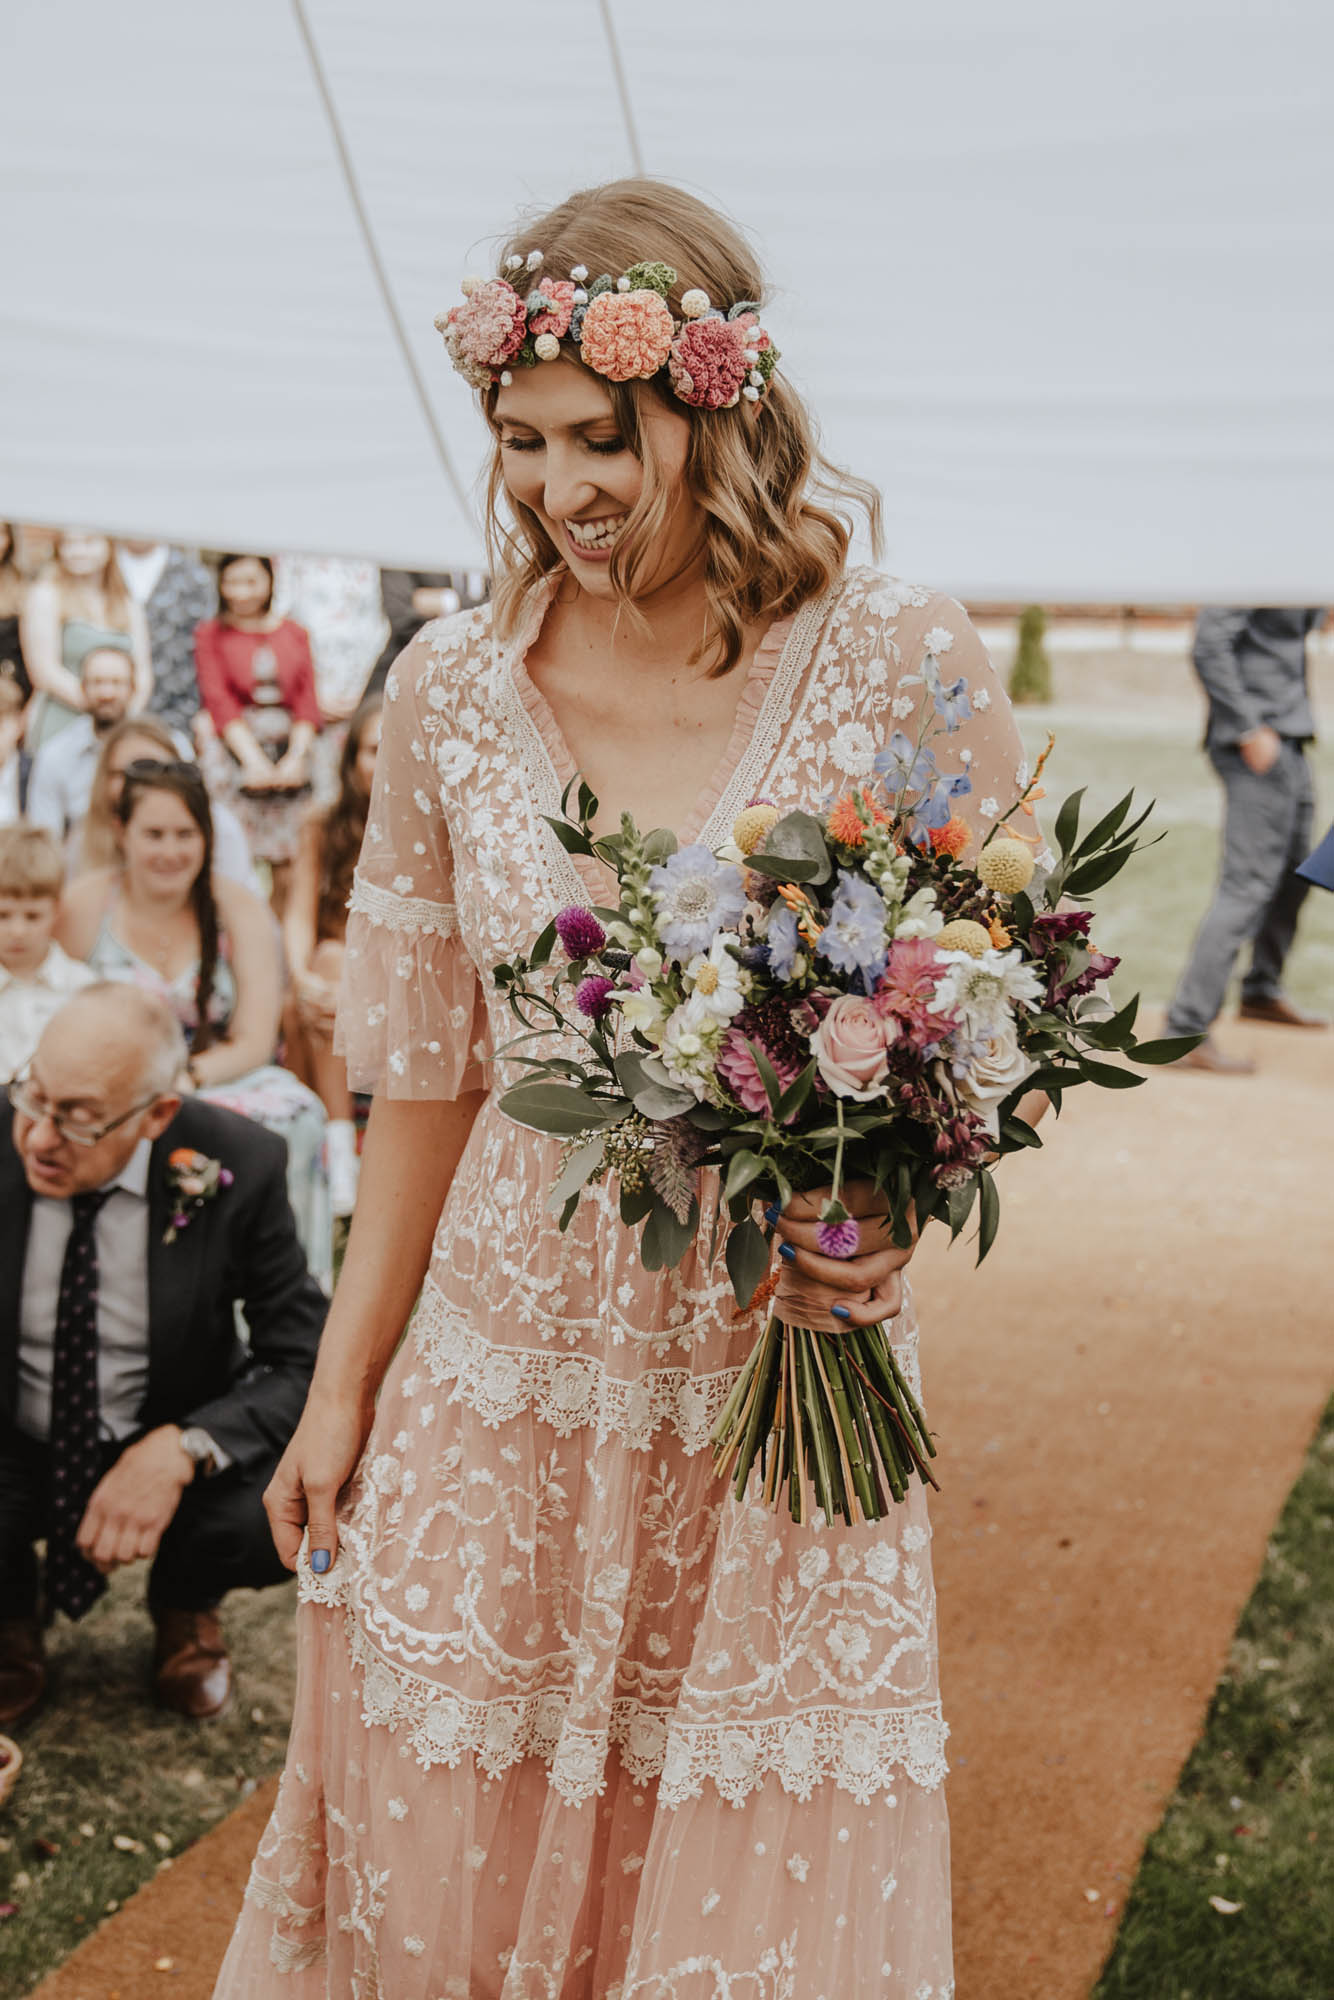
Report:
4,0,1332,601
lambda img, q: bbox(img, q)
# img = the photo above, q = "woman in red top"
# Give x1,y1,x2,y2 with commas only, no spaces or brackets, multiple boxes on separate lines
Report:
195,553,321,907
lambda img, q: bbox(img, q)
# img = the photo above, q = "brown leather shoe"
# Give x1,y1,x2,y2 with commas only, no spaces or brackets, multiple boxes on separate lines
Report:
1175,1035,1257,1075
1238,995,1330,1029
0,1618,47,1730
152,1608,231,1719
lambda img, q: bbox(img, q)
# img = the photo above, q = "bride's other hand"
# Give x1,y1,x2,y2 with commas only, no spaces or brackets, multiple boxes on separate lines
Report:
772,1180,918,1332
264,1387,375,1575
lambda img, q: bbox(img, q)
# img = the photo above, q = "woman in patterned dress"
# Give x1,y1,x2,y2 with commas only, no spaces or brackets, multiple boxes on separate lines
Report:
215,179,1033,2000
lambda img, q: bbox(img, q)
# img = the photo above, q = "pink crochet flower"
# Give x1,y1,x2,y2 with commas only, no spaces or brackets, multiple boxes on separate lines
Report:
668,316,751,410
449,279,528,373
528,278,576,341
578,289,675,382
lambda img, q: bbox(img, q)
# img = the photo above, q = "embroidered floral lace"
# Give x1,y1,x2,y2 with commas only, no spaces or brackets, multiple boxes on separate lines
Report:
215,569,1023,1998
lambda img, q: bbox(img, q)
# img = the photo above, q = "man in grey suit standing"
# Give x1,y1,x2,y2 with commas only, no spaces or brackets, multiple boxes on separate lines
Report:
1168,607,1327,1072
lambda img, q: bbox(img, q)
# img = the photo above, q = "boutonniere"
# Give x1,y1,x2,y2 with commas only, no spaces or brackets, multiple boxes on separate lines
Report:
163,1148,233,1244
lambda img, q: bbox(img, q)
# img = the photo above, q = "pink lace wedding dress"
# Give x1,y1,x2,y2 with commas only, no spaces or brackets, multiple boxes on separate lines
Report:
213,569,1029,1999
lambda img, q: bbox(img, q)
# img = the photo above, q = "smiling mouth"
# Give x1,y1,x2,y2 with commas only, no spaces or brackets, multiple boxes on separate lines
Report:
563,514,629,553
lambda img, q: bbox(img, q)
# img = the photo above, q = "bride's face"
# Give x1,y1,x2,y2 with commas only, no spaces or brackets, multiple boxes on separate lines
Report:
494,361,702,599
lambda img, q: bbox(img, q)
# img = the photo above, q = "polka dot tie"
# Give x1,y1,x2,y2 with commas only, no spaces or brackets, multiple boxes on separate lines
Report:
46,1188,115,1621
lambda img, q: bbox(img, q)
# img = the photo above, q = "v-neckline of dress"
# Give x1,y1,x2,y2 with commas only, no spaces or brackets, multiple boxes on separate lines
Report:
499,575,833,912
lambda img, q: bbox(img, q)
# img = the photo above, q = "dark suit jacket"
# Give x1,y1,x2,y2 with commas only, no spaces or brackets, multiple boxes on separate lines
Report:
0,1097,326,1475
1192,607,1323,751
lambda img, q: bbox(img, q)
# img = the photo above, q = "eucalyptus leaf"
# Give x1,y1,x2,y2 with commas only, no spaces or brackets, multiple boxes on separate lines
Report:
947,1177,979,1241
641,1195,699,1271
614,1050,696,1120
725,1148,767,1203
1000,1115,1042,1149
620,1180,655,1225
641,827,680,864
546,1138,606,1215
748,809,833,885
527,919,557,972
500,1081,630,1137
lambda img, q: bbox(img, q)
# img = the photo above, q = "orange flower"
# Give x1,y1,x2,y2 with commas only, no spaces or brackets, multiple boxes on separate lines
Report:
168,1147,201,1170
928,815,971,858
778,883,823,945
827,792,887,848
988,916,1012,949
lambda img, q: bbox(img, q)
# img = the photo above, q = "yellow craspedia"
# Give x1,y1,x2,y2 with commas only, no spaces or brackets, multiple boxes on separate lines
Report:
732,803,780,855
976,837,1036,895
935,919,993,958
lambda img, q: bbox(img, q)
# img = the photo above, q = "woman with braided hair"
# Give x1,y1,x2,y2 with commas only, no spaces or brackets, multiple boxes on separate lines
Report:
217,176,1034,1999
57,759,333,1286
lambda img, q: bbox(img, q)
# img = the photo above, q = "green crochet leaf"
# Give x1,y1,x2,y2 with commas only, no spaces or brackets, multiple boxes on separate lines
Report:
624,261,677,298
586,274,616,300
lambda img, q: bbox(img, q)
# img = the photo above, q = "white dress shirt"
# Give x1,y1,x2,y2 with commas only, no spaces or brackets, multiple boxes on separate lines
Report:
116,544,170,605
26,715,104,839
18,1138,154,1443
0,943,96,1084
16,1135,231,1466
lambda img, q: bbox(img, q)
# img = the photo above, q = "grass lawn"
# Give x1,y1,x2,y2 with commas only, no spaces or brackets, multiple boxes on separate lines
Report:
1092,1393,1334,2000
0,1576,296,1993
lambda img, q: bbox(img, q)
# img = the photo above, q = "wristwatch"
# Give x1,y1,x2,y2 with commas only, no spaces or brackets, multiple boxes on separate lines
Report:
178,1427,220,1479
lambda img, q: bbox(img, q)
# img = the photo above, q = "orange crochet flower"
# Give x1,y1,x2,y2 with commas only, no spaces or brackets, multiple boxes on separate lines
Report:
579,289,675,381
827,792,888,847
929,815,971,858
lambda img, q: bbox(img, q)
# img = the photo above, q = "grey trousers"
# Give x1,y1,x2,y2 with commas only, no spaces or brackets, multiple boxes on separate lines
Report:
1166,740,1315,1036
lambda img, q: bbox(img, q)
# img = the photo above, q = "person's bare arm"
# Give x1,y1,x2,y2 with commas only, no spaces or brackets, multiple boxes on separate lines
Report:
127,601,153,710
189,877,282,1083
20,581,85,709
54,869,117,961
265,1090,487,1570
283,818,321,977
222,717,277,788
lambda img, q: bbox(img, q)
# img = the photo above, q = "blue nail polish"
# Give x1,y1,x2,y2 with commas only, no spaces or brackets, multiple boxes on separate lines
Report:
831,1305,851,1323
310,1548,331,1574
778,1242,797,1263
763,1202,780,1226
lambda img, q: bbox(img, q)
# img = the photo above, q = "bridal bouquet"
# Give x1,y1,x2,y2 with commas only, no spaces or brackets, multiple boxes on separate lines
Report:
494,681,1192,1526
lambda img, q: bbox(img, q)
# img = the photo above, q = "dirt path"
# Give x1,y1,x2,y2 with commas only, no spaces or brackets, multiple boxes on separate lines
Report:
30,1018,1334,1999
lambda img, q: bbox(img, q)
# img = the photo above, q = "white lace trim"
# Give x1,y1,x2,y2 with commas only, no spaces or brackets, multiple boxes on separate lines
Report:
348,871,458,940
658,1702,948,1807
412,1279,744,1452
294,1593,947,1809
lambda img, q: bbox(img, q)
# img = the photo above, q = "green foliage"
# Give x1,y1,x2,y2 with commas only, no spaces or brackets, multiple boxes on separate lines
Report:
1094,1397,1334,1999
1009,604,1053,704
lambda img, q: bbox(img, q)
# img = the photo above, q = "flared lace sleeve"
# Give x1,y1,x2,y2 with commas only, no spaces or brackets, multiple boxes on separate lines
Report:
830,573,1037,860
335,630,489,1099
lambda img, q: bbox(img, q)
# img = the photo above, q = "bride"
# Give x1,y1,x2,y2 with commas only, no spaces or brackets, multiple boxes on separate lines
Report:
215,177,1030,1999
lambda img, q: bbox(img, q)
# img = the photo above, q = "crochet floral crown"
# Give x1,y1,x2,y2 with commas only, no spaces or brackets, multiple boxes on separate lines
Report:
434,249,778,413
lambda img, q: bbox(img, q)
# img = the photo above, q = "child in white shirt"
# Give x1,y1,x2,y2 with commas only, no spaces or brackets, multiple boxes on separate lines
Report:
0,826,94,1083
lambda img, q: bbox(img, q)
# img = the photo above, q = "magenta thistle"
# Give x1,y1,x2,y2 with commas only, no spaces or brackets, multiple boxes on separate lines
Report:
575,974,616,1022
816,1218,861,1258
554,906,607,959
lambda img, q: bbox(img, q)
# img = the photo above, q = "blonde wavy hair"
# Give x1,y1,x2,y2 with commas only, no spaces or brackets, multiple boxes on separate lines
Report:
479,179,882,674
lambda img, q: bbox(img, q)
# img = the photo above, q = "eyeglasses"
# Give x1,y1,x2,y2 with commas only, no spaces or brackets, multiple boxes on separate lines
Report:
7,1070,162,1147
121,757,201,783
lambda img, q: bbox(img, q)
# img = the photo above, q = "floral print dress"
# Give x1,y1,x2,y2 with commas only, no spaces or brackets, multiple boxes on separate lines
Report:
214,569,1029,2000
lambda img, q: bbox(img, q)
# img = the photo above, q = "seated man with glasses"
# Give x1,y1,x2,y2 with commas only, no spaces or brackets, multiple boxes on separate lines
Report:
0,981,327,1725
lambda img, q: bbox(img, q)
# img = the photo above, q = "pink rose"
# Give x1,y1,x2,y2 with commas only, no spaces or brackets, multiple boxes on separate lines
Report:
809,994,898,1101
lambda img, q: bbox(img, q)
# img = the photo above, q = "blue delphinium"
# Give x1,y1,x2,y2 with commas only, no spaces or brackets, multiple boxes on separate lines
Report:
816,870,889,982
873,730,937,802
909,769,973,843
764,902,801,978
932,675,973,732
648,844,746,961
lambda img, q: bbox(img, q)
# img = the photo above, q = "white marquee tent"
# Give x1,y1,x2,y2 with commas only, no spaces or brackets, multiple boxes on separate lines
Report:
4,0,1332,601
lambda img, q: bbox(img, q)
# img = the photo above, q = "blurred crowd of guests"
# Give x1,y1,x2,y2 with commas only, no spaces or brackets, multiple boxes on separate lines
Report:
0,522,488,1286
